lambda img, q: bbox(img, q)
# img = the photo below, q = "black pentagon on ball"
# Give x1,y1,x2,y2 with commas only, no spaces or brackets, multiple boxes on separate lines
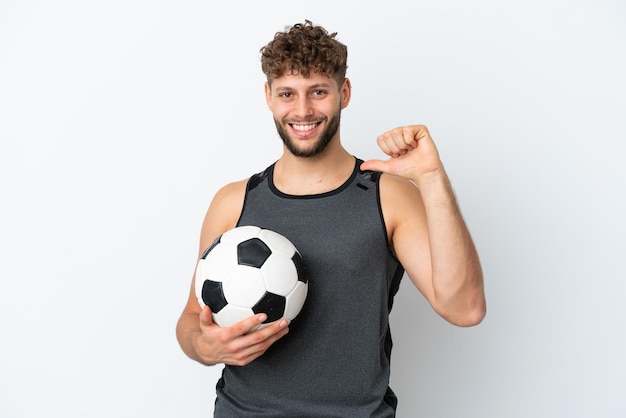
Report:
292,251,308,284
201,279,228,313
252,292,286,323
237,237,272,268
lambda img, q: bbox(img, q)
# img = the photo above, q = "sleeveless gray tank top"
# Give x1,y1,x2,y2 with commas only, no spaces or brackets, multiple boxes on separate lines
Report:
214,158,404,417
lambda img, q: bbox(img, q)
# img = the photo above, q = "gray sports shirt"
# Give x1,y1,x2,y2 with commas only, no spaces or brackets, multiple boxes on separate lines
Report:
214,158,405,417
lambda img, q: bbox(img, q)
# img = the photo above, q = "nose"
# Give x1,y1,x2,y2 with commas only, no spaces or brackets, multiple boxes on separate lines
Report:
294,96,313,119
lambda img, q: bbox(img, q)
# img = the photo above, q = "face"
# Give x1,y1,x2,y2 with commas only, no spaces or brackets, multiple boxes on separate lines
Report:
265,73,351,158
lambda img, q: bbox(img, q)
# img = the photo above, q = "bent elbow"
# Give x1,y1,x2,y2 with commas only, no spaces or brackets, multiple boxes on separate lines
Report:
450,302,486,327
435,296,486,327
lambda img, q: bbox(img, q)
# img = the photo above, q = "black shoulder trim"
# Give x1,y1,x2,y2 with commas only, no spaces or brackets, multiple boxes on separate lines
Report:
247,165,272,192
356,158,381,185
358,169,381,183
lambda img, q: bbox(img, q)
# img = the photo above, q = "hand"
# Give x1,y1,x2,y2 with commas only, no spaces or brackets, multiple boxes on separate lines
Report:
193,306,289,366
360,125,443,181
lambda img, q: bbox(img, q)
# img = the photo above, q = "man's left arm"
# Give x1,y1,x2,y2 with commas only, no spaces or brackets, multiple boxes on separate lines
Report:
361,125,486,326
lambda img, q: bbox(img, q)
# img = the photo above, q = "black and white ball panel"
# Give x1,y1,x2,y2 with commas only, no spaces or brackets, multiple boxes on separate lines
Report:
195,225,308,328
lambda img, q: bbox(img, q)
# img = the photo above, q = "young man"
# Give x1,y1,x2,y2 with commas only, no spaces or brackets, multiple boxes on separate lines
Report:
177,21,486,417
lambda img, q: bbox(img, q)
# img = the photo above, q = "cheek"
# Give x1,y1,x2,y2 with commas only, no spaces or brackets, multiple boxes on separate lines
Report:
272,104,293,120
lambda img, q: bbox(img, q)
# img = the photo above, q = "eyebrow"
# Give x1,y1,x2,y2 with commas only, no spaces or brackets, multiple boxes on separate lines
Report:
274,83,333,92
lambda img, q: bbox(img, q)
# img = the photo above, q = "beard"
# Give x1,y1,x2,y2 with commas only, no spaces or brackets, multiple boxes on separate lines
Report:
274,109,341,158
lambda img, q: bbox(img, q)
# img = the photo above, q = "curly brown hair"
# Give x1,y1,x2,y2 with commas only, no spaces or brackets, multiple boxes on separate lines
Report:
260,20,348,86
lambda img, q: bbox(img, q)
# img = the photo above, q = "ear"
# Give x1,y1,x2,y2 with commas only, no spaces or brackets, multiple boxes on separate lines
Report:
340,78,352,109
264,82,272,110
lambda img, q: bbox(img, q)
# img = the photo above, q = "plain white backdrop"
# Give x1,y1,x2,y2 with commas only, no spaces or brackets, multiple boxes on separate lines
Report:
1,1,625,417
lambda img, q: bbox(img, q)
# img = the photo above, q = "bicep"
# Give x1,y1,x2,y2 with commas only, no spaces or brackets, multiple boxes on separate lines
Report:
183,180,247,312
381,175,436,304
197,180,247,255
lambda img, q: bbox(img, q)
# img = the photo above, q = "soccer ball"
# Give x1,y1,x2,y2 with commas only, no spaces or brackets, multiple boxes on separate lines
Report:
195,225,308,329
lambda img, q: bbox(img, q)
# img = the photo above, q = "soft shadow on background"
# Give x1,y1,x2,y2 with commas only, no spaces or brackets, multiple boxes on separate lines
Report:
1,1,624,417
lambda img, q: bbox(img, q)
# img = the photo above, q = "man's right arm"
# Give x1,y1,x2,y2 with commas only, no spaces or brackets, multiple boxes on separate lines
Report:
175,180,290,366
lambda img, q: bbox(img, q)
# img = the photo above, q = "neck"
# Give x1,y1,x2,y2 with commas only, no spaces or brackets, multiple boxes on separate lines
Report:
273,146,355,195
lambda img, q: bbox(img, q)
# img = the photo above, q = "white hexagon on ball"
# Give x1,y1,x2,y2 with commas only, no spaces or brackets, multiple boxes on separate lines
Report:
222,265,267,308
259,229,297,257
202,242,238,282
284,281,308,321
261,254,297,296
220,225,261,244
213,304,255,328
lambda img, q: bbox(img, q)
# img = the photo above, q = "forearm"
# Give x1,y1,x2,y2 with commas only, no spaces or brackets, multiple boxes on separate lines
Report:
415,168,486,326
176,312,213,366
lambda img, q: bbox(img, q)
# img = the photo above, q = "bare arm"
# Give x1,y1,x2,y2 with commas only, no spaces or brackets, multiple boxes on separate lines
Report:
361,125,486,326
176,180,290,366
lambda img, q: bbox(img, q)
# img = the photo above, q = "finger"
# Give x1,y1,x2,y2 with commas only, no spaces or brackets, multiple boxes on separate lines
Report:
228,313,269,337
244,326,290,362
375,135,394,156
377,138,405,158
377,130,414,156
226,319,290,365
241,318,289,346
245,319,290,349
360,159,387,173
401,126,419,149
391,127,417,151
199,306,214,327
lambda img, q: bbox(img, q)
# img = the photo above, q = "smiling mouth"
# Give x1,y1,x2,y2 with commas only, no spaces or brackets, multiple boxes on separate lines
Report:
290,122,321,132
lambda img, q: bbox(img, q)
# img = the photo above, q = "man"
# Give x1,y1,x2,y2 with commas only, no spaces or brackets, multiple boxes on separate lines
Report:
176,20,486,417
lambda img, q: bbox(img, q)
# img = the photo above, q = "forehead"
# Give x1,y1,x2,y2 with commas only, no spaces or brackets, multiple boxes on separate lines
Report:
270,72,338,91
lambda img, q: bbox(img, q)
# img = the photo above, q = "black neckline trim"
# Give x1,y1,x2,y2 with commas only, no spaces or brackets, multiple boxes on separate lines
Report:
268,157,361,199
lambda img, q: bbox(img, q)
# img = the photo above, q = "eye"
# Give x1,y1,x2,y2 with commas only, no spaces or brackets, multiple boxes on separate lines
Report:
311,89,327,97
279,92,292,98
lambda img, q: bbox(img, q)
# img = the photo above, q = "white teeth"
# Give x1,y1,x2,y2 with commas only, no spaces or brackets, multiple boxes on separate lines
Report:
292,123,317,131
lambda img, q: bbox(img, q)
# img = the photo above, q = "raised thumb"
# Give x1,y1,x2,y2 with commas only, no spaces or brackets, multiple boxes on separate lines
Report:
360,159,386,173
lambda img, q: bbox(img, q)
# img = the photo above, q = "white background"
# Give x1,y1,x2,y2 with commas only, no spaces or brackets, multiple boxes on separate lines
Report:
1,1,625,417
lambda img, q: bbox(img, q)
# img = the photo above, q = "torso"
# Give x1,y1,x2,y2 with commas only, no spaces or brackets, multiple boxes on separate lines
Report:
213,158,404,417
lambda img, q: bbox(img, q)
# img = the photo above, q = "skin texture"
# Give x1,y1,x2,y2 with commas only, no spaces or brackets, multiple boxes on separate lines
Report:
176,72,485,367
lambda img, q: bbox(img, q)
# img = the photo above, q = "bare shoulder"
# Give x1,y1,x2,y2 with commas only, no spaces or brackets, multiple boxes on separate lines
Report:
379,172,420,195
379,173,428,253
379,173,425,223
198,178,249,254
211,179,248,214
